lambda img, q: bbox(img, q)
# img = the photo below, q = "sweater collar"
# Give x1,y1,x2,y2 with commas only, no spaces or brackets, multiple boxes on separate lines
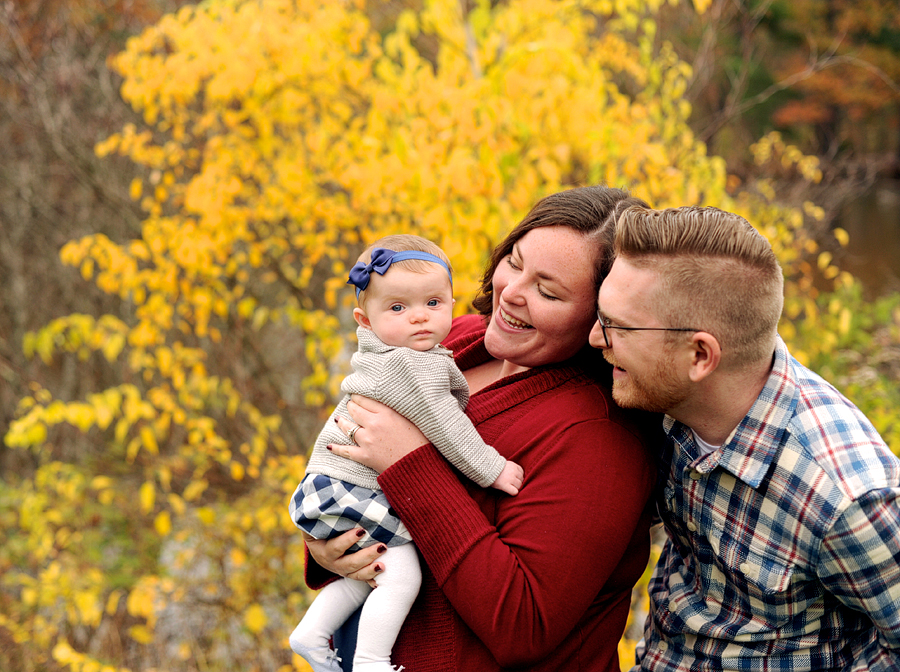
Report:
356,325,452,357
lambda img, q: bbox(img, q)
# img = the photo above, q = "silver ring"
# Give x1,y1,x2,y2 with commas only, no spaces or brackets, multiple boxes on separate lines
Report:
347,424,360,444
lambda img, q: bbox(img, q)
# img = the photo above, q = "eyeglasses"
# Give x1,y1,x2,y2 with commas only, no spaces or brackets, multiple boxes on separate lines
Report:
595,309,701,348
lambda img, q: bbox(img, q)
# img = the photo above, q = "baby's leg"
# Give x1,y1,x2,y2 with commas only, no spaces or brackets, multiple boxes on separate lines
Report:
353,543,422,672
290,577,371,672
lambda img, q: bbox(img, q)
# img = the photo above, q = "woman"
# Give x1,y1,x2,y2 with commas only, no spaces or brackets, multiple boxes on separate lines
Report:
305,186,660,671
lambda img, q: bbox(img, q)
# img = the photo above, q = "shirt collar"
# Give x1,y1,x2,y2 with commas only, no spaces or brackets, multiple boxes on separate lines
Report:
664,335,799,488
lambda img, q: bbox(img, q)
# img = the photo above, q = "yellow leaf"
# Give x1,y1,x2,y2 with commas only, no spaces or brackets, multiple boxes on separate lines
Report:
91,476,114,489
157,347,173,375
106,590,123,615
244,603,268,634
126,584,153,618
129,624,155,644
115,417,130,444
833,227,849,247
66,403,96,432
101,333,125,362
52,641,76,664
839,308,852,335
183,479,208,501
159,465,172,491
81,258,95,280
167,492,186,515
233,548,250,569
197,507,216,525
140,481,156,514
129,178,143,200
140,425,159,454
75,588,103,626
94,401,114,429
154,511,171,536
126,437,141,463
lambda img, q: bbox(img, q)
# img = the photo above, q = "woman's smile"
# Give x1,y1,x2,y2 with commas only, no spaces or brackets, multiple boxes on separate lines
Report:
499,307,533,330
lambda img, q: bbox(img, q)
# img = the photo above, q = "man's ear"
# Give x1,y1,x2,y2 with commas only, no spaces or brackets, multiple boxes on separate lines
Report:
353,307,372,329
687,331,721,382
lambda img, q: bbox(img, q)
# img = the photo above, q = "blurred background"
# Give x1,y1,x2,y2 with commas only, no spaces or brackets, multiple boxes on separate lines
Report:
2,1,898,670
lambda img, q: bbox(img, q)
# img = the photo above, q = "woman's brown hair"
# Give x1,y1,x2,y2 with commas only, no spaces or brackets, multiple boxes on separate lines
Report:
472,185,649,316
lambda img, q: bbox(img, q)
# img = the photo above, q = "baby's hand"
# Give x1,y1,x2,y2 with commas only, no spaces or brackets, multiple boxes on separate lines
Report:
491,460,524,496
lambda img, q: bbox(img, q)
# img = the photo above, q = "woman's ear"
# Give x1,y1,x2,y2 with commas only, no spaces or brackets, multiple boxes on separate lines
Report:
687,331,721,383
353,307,372,329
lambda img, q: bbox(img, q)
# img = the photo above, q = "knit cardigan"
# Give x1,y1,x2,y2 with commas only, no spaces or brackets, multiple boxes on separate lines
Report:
304,326,506,490
306,314,659,672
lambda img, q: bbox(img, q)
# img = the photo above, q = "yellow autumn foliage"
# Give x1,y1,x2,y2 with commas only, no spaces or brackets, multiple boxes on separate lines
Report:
3,1,895,671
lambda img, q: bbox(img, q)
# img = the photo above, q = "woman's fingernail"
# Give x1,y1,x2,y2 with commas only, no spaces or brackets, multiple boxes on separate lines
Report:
377,544,387,554
333,417,339,423
374,564,384,573
326,445,333,451
356,529,366,538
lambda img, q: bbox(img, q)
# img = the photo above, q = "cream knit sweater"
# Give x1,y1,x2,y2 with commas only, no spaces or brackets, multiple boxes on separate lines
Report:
303,327,506,490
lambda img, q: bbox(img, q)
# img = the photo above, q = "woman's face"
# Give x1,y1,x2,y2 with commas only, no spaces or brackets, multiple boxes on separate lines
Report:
483,226,600,370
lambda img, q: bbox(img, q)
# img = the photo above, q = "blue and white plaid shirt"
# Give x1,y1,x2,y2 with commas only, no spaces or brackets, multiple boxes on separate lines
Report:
635,337,900,672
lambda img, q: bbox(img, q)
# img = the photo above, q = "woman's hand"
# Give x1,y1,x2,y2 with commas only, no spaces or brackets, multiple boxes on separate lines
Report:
331,395,428,473
303,528,386,587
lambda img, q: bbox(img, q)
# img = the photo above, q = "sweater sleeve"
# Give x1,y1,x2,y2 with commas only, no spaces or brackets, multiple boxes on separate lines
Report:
378,413,655,668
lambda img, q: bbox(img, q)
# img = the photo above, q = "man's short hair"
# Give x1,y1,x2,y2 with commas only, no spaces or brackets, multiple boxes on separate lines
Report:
615,206,784,370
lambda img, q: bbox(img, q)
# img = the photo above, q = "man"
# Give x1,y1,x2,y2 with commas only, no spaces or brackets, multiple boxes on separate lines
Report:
590,205,900,671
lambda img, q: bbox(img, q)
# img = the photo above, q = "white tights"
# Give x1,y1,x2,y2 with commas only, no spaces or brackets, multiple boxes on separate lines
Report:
290,543,420,672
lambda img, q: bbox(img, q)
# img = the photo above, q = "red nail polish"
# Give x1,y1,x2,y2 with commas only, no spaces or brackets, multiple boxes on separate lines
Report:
377,545,387,554
356,529,366,538
374,564,384,573
326,445,333,451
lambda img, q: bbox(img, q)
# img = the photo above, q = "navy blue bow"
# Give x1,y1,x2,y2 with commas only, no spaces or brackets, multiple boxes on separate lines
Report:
347,248,452,298
347,248,397,297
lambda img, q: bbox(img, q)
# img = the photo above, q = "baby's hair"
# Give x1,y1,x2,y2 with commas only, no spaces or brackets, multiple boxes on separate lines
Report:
355,235,452,309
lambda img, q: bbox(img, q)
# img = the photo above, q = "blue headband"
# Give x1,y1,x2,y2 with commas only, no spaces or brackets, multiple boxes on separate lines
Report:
347,248,452,298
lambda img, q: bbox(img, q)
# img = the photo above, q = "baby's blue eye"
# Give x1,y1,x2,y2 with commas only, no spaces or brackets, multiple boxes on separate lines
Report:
427,299,439,307
390,305,404,312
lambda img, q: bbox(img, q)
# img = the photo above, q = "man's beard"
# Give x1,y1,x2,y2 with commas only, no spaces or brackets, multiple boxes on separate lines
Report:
604,351,689,414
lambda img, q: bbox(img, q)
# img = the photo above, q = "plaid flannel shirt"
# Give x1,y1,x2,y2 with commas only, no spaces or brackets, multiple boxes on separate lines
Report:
635,337,900,672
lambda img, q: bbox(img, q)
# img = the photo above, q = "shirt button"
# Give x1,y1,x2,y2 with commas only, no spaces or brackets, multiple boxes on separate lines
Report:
658,641,669,652
689,470,703,480
739,562,751,574
687,521,698,532
668,600,677,613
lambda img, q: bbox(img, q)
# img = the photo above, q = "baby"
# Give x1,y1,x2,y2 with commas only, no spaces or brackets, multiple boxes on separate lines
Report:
289,234,523,672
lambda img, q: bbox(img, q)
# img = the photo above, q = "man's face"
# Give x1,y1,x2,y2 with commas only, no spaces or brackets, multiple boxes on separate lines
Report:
589,258,692,414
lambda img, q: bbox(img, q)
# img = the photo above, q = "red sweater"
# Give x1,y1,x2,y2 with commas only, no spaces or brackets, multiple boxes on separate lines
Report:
308,314,659,671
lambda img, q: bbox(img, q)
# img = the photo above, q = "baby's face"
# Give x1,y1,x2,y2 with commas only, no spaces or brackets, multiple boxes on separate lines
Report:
358,265,454,351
